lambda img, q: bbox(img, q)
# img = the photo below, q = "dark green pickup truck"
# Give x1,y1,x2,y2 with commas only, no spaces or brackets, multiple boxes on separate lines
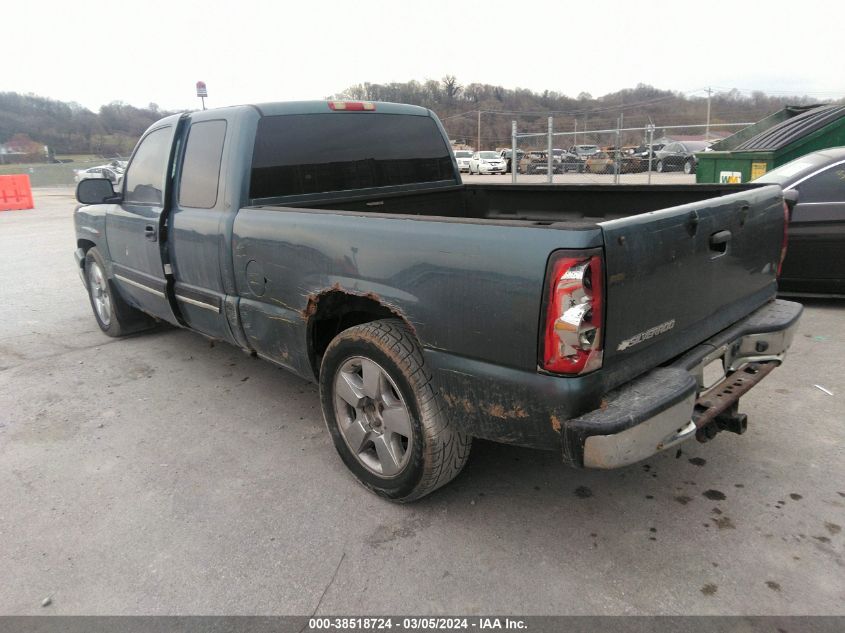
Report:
73,100,801,501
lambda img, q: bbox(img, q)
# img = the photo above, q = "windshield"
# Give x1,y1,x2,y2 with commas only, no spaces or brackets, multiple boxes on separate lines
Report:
479,151,498,159
454,151,472,158
683,142,711,152
577,145,599,153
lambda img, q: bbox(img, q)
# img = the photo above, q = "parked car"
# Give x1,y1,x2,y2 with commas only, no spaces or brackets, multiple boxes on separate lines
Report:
453,150,473,173
518,151,554,174
73,99,800,501
552,149,584,173
754,146,845,295
632,143,666,170
74,166,123,186
469,151,507,175
583,150,641,174
499,148,525,173
655,141,711,174
570,144,600,160
584,152,614,174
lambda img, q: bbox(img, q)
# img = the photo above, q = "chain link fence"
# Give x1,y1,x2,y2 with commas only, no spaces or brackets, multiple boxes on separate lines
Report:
500,119,753,184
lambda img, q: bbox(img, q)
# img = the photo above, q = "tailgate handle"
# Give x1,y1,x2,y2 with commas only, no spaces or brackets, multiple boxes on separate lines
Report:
709,230,731,255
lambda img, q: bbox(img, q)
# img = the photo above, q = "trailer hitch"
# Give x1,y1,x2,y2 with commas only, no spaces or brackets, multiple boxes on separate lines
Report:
693,361,776,442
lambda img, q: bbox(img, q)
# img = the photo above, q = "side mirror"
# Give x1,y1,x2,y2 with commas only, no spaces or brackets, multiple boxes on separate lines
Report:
76,178,121,205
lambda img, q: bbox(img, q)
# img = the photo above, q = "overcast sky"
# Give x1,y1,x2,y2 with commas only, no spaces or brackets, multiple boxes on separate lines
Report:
5,0,843,111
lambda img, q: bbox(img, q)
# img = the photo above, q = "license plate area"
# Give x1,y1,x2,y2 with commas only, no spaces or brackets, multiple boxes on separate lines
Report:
701,357,726,392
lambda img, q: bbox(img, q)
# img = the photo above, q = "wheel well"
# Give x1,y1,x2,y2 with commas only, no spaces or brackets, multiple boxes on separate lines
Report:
78,239,96,253
307,290,412,378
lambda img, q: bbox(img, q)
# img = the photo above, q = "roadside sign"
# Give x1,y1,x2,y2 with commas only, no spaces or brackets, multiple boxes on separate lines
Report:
196,81,208,98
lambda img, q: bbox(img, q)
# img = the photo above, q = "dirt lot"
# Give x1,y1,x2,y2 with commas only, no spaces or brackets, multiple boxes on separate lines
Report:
1,190,843,615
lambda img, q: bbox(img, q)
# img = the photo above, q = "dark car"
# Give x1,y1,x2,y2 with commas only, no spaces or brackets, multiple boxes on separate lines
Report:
655,141,710,174
499,148,525,173
632,143,666,170
755,147,845,296
553,149,584,173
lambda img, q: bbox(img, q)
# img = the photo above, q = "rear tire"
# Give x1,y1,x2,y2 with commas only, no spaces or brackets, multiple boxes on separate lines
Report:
84,247,155,337
319,319,471,502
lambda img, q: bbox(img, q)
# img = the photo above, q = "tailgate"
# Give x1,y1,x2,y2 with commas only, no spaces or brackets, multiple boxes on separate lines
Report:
600,185,785,369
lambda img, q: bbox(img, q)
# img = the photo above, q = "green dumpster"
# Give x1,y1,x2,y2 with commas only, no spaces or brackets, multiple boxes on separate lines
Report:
696,104,845,183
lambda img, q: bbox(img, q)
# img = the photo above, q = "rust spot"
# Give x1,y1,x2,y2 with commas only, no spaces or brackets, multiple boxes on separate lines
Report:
485,403,529,419
442,393,475,414
550,414,562,433
299,284,414,334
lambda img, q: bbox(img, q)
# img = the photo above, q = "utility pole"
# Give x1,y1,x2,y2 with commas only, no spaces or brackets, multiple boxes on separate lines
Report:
705,87,712,141
476,110,481,151
547,116,554,184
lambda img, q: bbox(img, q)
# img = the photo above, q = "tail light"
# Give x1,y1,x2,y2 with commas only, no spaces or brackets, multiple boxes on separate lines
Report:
541,251,604,375
777,199,789,277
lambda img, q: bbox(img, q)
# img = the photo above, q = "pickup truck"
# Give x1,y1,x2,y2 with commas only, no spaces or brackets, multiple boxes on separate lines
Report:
73,100,802,502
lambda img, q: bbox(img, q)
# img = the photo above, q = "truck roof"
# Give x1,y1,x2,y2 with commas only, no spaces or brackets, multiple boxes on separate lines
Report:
251,100,432,117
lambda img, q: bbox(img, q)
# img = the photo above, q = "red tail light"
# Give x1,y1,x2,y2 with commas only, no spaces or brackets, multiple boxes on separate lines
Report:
541,251,604,375
777,199,789,277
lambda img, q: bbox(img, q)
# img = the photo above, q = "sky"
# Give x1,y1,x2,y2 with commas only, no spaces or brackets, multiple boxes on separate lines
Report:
4,0,843,111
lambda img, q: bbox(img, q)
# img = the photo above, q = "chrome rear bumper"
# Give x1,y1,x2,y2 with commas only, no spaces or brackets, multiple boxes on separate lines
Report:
566,299,802,469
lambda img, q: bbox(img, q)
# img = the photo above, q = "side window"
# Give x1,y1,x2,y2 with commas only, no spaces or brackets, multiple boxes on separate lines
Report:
124,127,172,205
179,120,227,209
797,165,845,203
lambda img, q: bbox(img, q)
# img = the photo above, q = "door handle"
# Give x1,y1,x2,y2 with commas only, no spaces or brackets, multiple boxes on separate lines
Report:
144,225,157,242
709,230,731,255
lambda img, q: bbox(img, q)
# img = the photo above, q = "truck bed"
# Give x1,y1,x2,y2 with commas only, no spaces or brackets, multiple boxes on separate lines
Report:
267,182,764,225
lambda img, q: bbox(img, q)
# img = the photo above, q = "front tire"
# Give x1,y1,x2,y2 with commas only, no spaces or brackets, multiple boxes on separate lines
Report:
84,248,154,337
319,319,471,502
684,159,695,175
656,160,665,173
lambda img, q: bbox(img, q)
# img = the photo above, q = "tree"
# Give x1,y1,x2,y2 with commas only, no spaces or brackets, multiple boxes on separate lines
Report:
442,75,462,102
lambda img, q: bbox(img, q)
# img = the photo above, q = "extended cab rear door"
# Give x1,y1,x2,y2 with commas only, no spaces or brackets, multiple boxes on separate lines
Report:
105,116,184,325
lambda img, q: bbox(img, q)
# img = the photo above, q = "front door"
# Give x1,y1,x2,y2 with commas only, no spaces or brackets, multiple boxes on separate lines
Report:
105,119,183,324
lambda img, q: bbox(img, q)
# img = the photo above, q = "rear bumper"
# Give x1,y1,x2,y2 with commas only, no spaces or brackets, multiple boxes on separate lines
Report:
427,299,802,465
570,299,802,468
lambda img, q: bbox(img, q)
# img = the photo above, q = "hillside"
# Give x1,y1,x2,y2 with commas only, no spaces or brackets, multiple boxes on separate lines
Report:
1,82,836,160
0,92,181,159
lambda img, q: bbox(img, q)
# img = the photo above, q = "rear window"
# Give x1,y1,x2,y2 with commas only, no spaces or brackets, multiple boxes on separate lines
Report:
250,113,455,199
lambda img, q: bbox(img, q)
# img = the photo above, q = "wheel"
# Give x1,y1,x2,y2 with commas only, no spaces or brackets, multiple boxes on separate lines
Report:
84,247,154,337
656,160,664,173
684,159,695,175
319,319,471,502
